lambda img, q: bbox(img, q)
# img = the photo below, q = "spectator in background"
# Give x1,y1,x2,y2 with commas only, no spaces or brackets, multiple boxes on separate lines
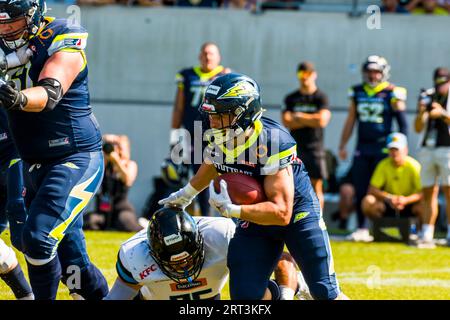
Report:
414,67,450,248
339,55,408,242
282,61,331,210
170,42,230,216
362,133,423,222
85,134,141,232
221,0,256,10
176,0,219,7
412,0,449,14
381,0,410,13
437,0,450,12
77,0,116,5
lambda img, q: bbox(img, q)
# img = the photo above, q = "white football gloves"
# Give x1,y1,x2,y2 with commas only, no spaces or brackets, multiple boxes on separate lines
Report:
208,180,241,219
6,46,33,69
158,183,199,209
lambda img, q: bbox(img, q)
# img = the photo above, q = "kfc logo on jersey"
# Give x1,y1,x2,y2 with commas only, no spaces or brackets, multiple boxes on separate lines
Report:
139,264,157,280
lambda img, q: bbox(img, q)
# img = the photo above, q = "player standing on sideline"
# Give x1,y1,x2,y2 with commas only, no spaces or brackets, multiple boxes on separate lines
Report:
170,42,230,216
105,207,311,300
339,55,408,242
0,107,33,300
414,67,450,248
0,0,108,299
159,73,348,300
282,61,331,209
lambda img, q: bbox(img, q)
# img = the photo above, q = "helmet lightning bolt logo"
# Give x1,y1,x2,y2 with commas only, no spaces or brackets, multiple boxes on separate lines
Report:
218,81,257,99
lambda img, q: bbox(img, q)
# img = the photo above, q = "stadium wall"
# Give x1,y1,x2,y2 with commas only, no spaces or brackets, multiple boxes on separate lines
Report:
49,5,449,214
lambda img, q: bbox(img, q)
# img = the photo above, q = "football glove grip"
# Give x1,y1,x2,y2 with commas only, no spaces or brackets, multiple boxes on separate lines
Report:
208,180,241,219
0,82,28,111
158,182,199,209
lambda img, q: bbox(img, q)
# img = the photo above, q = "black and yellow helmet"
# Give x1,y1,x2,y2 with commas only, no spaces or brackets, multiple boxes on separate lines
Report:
147,207,204,284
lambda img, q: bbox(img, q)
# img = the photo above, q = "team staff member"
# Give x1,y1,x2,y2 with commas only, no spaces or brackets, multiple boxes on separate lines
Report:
282,61,331,209
414,67,450,248
0,0,108,299
339,55,408,242
362,133,423,221
160,73,348,300
170,42,230,216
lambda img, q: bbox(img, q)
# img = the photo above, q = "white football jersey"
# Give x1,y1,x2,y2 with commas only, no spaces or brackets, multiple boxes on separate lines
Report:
117,216,236,300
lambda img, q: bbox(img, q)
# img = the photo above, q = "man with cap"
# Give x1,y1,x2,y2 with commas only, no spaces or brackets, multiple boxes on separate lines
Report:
414,67,450,248
282,61,331,210
362,132,423,221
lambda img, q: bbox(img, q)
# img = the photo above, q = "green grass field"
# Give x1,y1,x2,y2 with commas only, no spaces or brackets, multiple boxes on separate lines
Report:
1,229,449,300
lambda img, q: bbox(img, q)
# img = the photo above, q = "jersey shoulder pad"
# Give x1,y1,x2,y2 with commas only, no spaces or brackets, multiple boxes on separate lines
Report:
196,217,236,259
259,118,297,175
40,18,88,57
391,85,407,101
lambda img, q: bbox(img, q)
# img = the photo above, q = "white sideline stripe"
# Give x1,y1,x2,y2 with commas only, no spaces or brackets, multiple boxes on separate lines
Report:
339,268,450,277
339,277,450,288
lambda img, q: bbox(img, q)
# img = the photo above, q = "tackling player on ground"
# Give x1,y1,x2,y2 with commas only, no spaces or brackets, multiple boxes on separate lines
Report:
159,73,348,300
105,206,311,300
0,0,108,299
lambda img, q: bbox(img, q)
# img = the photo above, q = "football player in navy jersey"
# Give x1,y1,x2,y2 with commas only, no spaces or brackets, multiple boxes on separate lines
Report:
0,106,33,300
170,42,230,216
339,55,408,242
160,73,348,300
0,0,108,299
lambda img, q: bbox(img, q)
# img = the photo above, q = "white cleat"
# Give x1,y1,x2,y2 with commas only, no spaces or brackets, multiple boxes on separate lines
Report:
345,228,374,242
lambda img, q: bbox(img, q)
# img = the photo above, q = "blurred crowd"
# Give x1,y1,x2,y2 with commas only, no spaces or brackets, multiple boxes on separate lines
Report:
44,0,450,14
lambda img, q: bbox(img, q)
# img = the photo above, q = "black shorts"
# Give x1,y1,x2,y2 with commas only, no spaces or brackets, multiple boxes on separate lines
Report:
298,149,328,180
384,202,415,218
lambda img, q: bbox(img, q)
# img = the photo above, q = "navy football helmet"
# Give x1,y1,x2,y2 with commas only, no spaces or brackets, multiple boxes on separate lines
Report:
199,73,263,145
148,207,205,283
0,0,46,49
362,55,390,86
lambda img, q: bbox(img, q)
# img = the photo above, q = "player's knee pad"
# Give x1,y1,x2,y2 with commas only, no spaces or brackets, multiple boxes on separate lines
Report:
22,227,57,265
0,239,17,274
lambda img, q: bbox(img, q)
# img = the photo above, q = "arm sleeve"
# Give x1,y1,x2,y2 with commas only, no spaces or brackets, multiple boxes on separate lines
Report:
394,110,408,136
370,162,386,190
103,278,140,300
260,142,297,176
46,26,88,57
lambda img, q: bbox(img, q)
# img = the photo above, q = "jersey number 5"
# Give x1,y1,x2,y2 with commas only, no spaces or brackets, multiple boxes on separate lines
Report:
169,288,213,300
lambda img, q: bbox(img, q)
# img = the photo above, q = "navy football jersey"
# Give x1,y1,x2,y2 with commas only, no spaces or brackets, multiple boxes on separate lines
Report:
0,108,17,167
3,17,102,162
205,116,320,218
349,82,406,155
176,66,228,137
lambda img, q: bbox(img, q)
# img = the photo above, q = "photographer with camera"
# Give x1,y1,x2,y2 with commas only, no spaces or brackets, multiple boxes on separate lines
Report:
85,134,142,232
414,67,450,248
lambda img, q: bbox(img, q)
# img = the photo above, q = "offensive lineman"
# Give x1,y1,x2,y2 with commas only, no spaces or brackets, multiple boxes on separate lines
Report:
159,73,347,300
339,55,408,242
0,0,108,299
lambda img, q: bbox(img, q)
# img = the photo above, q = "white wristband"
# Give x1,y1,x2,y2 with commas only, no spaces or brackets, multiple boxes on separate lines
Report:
228,204,241,219
183,183,200,198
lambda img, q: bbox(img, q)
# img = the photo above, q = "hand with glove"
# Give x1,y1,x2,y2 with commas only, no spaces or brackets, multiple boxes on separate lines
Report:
208,180,241,219
0,81,28,111
158,183,200,210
